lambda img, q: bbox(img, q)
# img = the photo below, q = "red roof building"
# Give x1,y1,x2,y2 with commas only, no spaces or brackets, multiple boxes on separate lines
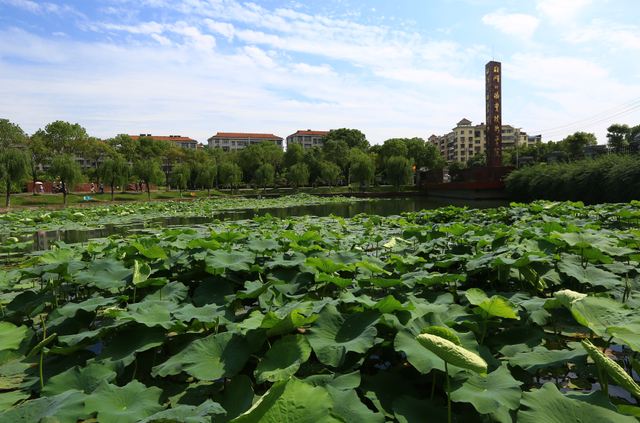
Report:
286,130,330,150
130,134,198,149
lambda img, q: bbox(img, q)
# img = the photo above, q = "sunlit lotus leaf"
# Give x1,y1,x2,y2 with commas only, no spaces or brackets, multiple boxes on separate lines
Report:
554,231,618,252
118,302,175,329
265,252,307,269
0,389,85,423
306,257,353,274
465,288,490,305
558,256,621,289
132,260,151,286
356,261,391,276
308,304,380,367
301,371,361,391
187,238,221,250
232,377,344,423
182,331,250,381
174,304,234,325
282,230,323,243
374,295,414,314
517,382,636,423
56,297,117,317
365,277,402,289
210,231,243,243
566,295,633,337
0,389,30,412
130,243,168,259
325,385,384,423
0,322,28,351
316,273,353,289
261,310,318,337
205,251,255,272
508,346,588,373
139,399,226,423
450,365,522,414
0,359,32,391
254,334,312,383
247,238,281,253
73,259,132,289
84,380,164,423
477,298,520,320
41,363,116,397
40,248,82,264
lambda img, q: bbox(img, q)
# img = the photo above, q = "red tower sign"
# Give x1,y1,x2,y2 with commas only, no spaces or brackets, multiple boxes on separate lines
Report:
485,61,502,167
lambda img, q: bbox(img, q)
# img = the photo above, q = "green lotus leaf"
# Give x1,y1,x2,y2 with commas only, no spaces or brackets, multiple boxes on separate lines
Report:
174,303,234,324
415,334,487,375
205,251,255,272
40,248,82,264
56,297,117,317
90,325,166,368
306,257,353,274
307,304,380,367
182,331,250,381
301,372,361,391
132,260,151,286
84,379,164,423
0,389,30,412
0,322,28,351
144,281,189,303
73,258,132,289
392,395,448,423
326,385,384,423
450,365,522,414
365,277,403,289
0,389,85,423
566,295,633,337
24,333,57,361
420,326,462,346
139,399,226,423
212,375,254,423
508,346,588,373
254,334,312,383
264,252,308,269
118,302,175,329
374,295,414,314
261,310,318,337
517,382,636,422
246,238,281,254
582,339,640,398
316,273,354,289
440,223,469,236
558,256,621,289
606,327,640,352
477,298,520,320
355,261,391,276
41,363,116,397
130,243,168,259
232,377,344,423
465,288,490,305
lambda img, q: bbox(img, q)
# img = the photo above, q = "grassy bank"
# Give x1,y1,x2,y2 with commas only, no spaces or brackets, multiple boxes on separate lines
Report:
4,184,418,208
506,154,640,203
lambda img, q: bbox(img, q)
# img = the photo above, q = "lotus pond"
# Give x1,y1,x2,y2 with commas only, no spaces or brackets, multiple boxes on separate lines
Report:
1,198,640,422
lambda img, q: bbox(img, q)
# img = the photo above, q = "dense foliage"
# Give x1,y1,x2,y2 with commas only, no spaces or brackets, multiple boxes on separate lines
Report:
506,154,640,204
2,199,640,421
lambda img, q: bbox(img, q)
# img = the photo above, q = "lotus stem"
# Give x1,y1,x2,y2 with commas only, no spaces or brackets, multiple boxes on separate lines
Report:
430,374,437,400
445,362,451,423
39,315,46,391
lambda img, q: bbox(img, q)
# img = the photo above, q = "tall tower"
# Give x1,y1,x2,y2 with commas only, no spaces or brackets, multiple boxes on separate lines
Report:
485,61,502,167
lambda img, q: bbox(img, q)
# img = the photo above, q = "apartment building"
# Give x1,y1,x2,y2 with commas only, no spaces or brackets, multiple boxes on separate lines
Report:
207,133,284,151
429,118,536,163
131,134,198,149
286,130,329,150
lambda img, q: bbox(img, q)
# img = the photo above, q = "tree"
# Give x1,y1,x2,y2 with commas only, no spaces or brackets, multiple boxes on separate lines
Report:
133,159,165,200
82,138,115,184
284,142,305,169
0,118,27,150
380,138,408,161
304,146,325,184
320,162,341,192
260,141,285,170
162,143,185,190
323,128,369,151
448,161,466,171
35,121,88,155
287,163,310,192
218,162,243,195
238,144,264,184
98,156,131,201
467,153,486,168
386,156,414,190
107,134,139,163
255,163,275,194
350,156,375,187
564,131,597,158
607,124,630,149
196,162,217,197
0,147,30,207
138,136,168,161
628,125,640,146
26,135,50,193
48,154,83,204
170,163,191,198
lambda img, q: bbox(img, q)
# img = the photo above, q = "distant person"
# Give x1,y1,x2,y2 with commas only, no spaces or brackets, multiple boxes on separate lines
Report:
100,183,104,193
39,184,44,195
135,182,138,192
91,183,95,194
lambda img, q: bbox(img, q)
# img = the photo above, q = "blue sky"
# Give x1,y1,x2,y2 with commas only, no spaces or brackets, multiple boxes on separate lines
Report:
1,0,639,145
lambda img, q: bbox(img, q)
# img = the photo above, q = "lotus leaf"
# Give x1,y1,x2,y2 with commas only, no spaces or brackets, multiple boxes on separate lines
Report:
84,379,164,423
0,389,85,423
182,331,250,381
450,365,522,414
325,385,385,423
41,363,116,396
0,322,28,351
139,399,226,423
254,334,312,383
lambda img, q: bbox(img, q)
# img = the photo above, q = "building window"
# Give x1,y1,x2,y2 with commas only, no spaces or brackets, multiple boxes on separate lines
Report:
475,131,481,137
297,136,302,141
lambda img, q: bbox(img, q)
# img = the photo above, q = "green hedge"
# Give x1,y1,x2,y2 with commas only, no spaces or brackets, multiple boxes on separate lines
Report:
506,154,640,203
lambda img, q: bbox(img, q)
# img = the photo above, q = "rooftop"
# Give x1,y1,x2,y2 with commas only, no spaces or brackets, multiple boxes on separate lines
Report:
210,132,282,140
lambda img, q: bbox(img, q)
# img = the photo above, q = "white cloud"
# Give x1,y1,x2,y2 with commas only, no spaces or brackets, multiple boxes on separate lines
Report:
242,46,277,69
53,32,67,37
536,0,592,24
205,19,235,41
564,19,640,50
151,33,171,46
481,8,540,39
0,0,84,17
292,63,334,75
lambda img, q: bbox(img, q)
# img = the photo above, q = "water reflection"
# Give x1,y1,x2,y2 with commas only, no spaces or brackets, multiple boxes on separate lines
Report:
17,197,510,252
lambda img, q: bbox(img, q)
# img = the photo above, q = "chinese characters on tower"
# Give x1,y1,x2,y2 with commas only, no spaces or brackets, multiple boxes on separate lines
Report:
485,61,502,166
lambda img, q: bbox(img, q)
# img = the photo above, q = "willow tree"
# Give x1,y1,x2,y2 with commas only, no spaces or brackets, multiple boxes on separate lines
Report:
386,155,414,191
195,162,217,197
98,156,131,201
288,163,310,193
133,159,165,200
170,163,191,198
0,148,30,207
255,163,275,194
218,162,243,195
48,154,83,204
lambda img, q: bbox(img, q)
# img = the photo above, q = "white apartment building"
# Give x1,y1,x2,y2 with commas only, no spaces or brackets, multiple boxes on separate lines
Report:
208,133,284,151
429,118,536,163
286,130,329,150
130,134,199,149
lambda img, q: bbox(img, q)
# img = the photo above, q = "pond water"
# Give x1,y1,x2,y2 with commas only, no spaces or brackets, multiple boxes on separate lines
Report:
17,197,511,252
